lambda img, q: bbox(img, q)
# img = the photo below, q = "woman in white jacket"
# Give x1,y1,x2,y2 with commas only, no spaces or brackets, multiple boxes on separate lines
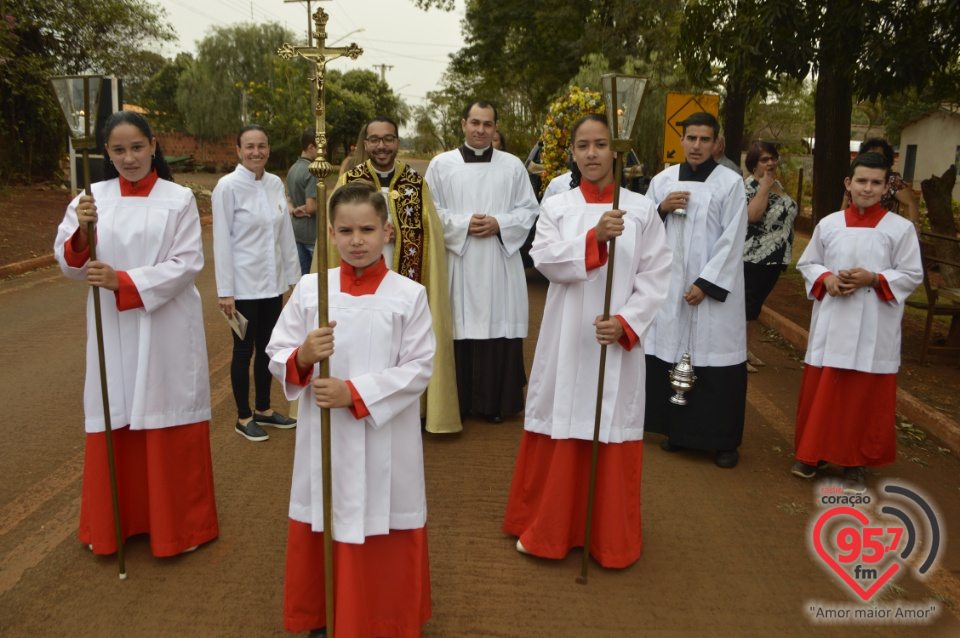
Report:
213,125,301,442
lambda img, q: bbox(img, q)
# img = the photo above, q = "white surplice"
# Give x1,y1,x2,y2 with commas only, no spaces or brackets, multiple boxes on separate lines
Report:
212,164,300,299
425,149,539,339
524,188,672,443
267,270,435,544
797,210,922,374
644,164,748,366
542,171,573,202
53,178,211,433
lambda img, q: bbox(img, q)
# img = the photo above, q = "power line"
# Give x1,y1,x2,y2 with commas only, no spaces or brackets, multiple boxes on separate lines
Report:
363,36,461,49
361,45,451,64
167,0,224,27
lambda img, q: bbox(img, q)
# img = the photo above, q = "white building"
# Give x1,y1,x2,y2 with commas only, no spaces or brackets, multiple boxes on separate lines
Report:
899,106,960,202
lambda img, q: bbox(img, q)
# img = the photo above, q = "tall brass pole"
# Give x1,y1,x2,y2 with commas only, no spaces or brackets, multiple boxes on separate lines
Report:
279,11,362,636
81,76,126,580
578,149,625,585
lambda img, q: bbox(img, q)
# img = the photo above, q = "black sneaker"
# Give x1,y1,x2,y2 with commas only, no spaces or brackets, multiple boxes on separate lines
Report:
791,461,818,479
714,449,739,468
660,439,684,452
236,420,269,442
255,411,297,429
842,466,867,493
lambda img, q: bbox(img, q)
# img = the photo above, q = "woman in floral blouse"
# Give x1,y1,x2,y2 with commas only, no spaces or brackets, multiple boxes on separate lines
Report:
743,141,799,372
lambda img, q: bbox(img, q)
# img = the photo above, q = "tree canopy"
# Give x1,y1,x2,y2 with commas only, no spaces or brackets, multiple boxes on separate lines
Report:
175,23,296,143
409,0,686,166
0,0,174,179
682,0,810,165
807,0,960,221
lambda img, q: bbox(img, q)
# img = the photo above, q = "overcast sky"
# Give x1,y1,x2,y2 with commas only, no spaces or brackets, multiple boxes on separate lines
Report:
156,0,465,105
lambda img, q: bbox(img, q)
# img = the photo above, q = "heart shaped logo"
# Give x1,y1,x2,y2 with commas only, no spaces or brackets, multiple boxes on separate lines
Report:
813,506,899,601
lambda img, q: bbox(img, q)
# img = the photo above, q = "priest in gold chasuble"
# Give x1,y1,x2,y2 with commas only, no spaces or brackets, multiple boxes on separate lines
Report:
325,117,462,434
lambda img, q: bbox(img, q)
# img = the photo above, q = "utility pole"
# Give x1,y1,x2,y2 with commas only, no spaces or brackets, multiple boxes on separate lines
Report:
373,63,394,82
285,0,318,111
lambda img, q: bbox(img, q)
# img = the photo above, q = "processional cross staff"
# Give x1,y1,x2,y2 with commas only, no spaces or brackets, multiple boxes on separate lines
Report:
278,8,361,637
50,75,127,581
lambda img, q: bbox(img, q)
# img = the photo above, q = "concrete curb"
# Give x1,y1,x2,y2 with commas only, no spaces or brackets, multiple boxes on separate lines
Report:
0,254,56,278
759,306,960,454
1,215,213,280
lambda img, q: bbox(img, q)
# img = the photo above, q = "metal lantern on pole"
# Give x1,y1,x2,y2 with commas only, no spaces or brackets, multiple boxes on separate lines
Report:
578,73,647,585
279,9,362,637
49,75,127,580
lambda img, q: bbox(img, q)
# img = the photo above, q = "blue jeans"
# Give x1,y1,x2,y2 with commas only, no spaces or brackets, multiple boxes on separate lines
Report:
296,241,314,275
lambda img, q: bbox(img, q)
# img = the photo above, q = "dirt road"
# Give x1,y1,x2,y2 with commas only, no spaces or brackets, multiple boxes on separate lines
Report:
2,226,960,636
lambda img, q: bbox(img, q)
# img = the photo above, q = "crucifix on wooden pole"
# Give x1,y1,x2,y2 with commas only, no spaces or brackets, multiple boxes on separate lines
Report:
278,8,362,637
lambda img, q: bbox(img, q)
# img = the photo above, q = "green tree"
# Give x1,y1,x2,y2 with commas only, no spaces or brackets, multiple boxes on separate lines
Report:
744,77,815,145
340,69,407,127
324,69,376,160
175,23,295,142
412,0,686,160
808,0,960,221
243,57,312,167
410,104,444,154
114,50,167,106
0,0,174,180
140,53,193,132
681,0,810,163
414,82,468,153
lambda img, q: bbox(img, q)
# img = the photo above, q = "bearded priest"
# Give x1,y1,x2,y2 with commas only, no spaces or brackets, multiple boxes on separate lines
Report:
327,116,462,434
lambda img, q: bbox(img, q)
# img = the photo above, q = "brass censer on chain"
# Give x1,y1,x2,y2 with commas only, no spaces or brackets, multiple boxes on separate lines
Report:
667,206,697,405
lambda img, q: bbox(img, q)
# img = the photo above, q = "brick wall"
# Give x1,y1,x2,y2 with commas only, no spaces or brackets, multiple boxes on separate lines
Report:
157,132,237,170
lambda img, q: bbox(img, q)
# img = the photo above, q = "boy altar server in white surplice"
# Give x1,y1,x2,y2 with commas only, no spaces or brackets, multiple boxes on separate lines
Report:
267,181,435,635
792,152,921,491
504,115,672,568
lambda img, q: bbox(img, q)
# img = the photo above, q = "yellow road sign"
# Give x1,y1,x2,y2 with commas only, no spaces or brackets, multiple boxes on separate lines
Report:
663,93,720,164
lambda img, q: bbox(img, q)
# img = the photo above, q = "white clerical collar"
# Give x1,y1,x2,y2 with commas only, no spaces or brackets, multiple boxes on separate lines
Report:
375,168,395,179
464,142,491,155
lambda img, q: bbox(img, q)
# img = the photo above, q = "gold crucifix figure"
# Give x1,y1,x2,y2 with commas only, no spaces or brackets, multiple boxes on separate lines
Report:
278,8,362,638
279,7,362,183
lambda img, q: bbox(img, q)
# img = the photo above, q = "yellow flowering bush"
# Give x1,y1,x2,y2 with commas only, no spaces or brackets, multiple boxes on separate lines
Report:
540,87,605,195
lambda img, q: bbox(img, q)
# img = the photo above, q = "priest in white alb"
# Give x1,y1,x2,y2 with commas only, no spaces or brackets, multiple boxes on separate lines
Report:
425,100,539,423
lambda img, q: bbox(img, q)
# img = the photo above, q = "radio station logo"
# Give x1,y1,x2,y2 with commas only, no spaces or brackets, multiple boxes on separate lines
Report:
805,480,944,624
